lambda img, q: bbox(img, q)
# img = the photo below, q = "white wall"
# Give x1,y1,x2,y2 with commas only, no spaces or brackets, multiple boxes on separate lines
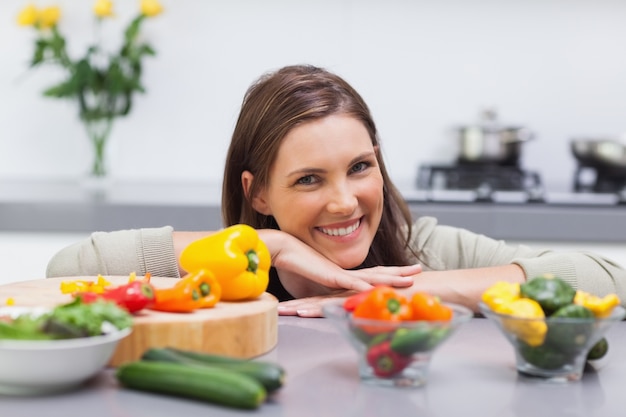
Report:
2,0,626,188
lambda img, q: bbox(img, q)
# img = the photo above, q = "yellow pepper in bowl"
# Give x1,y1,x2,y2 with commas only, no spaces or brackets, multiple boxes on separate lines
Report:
481,281,521,313
573,291,620,318
499,298,548,347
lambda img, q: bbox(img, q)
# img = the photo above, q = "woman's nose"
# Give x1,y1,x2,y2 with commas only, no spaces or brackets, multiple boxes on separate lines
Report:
326,183,358,214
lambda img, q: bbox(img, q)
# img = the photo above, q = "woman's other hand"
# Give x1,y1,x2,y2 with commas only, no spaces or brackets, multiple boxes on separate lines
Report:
277,291,354,317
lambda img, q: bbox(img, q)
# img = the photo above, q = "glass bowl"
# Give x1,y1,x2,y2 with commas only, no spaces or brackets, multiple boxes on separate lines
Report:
479,301,625,382
322,301,473,388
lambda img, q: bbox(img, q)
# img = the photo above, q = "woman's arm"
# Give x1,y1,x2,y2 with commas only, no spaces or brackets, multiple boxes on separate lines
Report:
276,264,526,317
278,217,626,317
46,227,180,278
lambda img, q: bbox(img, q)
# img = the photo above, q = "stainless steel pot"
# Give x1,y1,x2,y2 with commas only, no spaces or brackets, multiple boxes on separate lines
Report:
456,109,534,165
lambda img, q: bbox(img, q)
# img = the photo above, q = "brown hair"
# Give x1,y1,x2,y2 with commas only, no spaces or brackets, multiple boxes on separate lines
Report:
222,64,415,267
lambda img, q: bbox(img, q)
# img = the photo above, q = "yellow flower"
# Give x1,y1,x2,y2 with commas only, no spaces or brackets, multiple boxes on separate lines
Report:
16,4,39,27
38,6,61,29
140,0,163,17
94,0,115,18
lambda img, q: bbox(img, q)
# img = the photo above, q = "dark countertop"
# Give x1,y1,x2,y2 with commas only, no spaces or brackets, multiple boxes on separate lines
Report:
1,179,625,243
1,315,624,416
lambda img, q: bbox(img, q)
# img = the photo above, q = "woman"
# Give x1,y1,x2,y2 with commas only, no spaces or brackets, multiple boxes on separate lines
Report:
47,65,626,317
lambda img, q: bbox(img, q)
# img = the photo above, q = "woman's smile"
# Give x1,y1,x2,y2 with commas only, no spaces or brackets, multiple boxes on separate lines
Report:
317,217,362,238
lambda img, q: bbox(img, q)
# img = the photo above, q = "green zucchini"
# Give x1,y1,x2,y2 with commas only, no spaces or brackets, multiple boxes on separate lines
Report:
116,360,266,409
141,347,285,393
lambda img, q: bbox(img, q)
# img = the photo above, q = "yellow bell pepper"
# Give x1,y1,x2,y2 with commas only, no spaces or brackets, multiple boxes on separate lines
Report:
179,224,271,301
500,298,547,347
573,290,620,318
481,281,521,313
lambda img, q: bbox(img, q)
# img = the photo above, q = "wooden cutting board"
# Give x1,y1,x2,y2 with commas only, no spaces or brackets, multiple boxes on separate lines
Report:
0,276,278,366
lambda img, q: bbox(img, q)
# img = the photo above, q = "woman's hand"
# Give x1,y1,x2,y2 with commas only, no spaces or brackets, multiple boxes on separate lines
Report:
278,291,354,318
258,229,420,298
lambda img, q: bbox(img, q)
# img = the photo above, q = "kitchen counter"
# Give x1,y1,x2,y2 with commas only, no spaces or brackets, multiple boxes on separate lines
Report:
1,315,624,417
1,179,626,243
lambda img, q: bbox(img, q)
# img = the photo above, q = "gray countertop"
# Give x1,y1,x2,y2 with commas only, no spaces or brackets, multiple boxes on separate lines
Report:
1,179,626,243
1,315,624,416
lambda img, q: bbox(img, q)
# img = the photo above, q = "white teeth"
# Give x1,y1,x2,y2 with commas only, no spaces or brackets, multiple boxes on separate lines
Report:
320,220,360,236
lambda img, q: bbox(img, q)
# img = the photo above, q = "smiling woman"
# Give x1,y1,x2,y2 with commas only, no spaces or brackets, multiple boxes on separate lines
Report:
45,64,626,317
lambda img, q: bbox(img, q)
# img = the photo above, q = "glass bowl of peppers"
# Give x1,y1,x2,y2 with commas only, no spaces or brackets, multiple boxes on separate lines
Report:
479,274,625,383
323,286,473,388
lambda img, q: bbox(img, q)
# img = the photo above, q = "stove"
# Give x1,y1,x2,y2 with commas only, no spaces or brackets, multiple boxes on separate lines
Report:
413,163,626,205
573,165,626,194
416,164,545,203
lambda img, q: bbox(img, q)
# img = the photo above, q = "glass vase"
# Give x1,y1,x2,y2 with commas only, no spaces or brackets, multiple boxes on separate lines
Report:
84,118,114,178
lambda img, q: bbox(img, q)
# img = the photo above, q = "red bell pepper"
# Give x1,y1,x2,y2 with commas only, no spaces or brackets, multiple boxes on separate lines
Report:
366,340,412,377
75,280,155,314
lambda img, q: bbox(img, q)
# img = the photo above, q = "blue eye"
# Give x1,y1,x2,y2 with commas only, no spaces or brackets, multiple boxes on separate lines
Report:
350,161,370,173
297,175,316,185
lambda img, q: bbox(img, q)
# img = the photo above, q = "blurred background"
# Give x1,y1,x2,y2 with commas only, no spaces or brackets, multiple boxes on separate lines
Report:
2,0,625,186
1,0,626,284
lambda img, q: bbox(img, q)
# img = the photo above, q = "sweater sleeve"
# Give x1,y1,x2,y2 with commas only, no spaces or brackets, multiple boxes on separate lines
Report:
46,226,180,279
408,216,626,301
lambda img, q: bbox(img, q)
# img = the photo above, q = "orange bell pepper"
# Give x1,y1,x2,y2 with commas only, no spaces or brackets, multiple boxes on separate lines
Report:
343,287,377,312
410,292,453,321
353,286,412,322
151,269,221,313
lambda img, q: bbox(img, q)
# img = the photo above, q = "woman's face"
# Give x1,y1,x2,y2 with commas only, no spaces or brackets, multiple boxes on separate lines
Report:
253,114,384,269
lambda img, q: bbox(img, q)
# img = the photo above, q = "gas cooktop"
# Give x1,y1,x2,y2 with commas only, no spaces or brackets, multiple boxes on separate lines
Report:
410,164,626,205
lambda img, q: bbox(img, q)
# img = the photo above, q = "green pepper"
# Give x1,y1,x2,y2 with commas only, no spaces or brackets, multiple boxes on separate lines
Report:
519,342,572,370
545,304,594,352
520,274,576,315
390,326,432,355
587,337,609,361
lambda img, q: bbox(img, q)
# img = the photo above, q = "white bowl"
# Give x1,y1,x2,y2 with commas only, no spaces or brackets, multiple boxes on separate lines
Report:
0,306,131,396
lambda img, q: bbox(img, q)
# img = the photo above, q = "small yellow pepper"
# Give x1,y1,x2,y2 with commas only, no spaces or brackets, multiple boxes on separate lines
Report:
60,275,112,294
481,281,521,313
500,298,548,347
573,290,620,318
179,224,271,301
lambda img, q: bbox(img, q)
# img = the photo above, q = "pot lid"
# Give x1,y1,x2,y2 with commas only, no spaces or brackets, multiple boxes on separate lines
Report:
458,108,525,133
457,108,533,142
